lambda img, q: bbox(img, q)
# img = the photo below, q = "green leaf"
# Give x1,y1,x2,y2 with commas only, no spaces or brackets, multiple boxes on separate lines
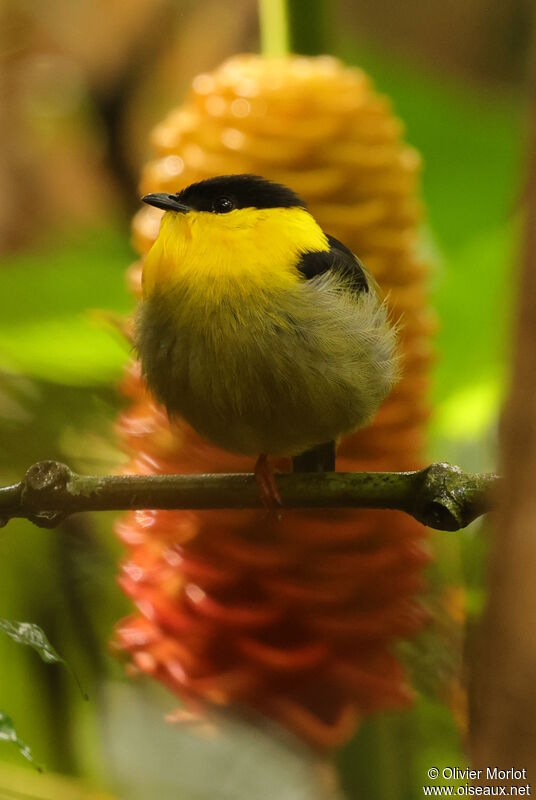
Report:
0,619,87,700
0,711,41,770
0,619,63,664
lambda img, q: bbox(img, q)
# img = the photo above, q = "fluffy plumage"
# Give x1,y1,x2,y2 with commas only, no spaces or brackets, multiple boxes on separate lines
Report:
137,174,399,461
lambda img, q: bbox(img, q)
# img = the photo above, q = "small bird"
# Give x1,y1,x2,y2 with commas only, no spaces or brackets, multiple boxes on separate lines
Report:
137,174,399,503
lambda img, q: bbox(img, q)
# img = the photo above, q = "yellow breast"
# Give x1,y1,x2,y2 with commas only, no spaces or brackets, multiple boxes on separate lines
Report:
142,206,329,302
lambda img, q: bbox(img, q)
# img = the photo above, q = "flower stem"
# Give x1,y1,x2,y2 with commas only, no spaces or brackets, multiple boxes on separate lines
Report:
258,0,290,56
258,0,330,57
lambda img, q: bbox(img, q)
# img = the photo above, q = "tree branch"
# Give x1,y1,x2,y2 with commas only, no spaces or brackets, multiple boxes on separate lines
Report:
0,460,498,531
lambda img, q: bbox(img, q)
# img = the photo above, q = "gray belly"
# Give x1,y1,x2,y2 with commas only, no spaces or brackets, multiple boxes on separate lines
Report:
136,280,397,456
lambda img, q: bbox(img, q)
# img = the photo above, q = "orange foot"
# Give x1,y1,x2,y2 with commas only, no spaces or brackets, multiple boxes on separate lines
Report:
254,453,282,510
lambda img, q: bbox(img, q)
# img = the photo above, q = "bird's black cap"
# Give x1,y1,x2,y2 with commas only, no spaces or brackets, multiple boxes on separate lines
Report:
142,174,307,214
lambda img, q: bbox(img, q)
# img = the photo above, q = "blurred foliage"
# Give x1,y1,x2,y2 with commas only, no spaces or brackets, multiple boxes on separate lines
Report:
0,17,525,800
0,227,132,385
0,227,132,782
345,42,523,249
0,758,114,799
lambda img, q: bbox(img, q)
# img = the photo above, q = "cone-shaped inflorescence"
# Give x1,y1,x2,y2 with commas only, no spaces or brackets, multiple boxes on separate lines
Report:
114,55,433,750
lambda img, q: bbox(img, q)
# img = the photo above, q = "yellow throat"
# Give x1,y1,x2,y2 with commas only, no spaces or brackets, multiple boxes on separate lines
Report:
142,205,329,299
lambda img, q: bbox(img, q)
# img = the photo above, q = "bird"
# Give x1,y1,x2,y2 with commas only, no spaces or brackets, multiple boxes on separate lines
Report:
137,174,399,505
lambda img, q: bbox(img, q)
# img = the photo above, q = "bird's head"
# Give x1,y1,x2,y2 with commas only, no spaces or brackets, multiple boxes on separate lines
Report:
141,175,328,296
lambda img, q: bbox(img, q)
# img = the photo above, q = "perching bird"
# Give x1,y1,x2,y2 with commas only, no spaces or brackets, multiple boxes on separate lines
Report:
137,174,399,503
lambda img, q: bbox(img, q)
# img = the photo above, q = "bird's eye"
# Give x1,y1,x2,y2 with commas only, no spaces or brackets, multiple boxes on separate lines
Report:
212,196,234,213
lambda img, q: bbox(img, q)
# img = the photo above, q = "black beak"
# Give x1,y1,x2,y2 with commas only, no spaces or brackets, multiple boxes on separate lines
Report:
141,193,191,213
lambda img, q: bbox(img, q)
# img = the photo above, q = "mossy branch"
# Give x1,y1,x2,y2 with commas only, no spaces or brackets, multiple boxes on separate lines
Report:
0,460,498,532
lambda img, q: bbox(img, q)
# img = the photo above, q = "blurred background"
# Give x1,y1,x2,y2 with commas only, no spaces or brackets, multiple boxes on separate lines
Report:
0,0,531,797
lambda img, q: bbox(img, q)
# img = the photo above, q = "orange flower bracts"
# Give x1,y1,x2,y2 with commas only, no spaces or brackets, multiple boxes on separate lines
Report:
114,55,434,750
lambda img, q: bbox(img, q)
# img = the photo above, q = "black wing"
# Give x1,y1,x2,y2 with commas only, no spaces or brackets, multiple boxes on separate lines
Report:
296,234,369,293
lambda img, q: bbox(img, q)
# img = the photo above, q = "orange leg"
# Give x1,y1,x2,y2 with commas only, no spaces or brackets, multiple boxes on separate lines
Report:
254,453,282,509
